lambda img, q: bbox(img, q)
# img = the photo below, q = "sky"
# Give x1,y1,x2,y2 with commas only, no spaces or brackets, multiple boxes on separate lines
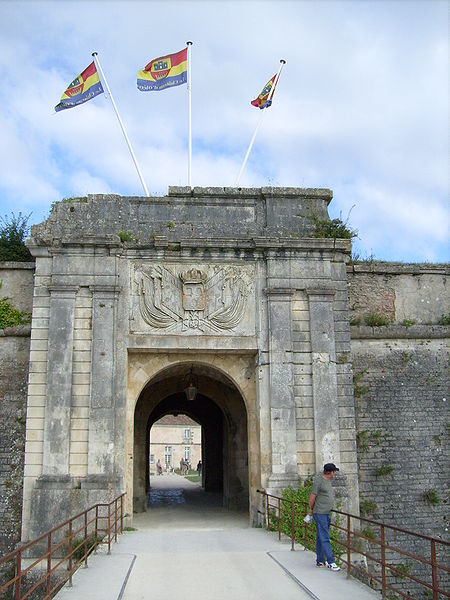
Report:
0,0,448,263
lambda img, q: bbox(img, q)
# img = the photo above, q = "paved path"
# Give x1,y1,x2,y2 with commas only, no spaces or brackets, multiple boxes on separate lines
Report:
55,474,380,600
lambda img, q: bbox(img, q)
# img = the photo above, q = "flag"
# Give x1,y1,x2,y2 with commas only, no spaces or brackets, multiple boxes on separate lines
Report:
251,74,277,109
55,61,104,112
137,48,188,91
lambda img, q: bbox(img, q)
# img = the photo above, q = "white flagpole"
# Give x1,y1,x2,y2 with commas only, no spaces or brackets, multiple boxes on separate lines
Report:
92,52,150,197
235,59,286,188
187,41,193,188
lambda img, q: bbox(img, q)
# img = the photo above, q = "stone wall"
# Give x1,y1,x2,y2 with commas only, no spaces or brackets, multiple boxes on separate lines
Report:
349,262,449,597
0,205,448,600
0,332,30,556
0,261,35,313
0,262,34,556
347,262,449,325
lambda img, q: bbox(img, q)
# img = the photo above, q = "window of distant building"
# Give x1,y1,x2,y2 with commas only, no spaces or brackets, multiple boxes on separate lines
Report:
184,446,190,461
164,446,172,465
184,428,191,439
150,454,155,464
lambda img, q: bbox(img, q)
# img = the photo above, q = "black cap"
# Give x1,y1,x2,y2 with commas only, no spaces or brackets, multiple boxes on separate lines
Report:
323,463,339,472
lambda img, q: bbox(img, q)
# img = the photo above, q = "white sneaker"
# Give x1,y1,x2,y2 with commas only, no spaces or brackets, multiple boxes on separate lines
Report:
327,562,341,571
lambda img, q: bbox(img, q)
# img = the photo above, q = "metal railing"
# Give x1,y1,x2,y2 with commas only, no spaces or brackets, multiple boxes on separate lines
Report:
257,489,449,600
0,493,125,600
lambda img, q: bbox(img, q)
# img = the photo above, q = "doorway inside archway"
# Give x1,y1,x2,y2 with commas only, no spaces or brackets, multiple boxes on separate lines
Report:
150,414,202,479
133,362,249,514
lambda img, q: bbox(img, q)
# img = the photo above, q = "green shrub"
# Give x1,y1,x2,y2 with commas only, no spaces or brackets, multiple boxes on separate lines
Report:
311,214,357,240
71,533,102,562
439,313,450,325
359,527,377,541
365,313,390,327
271,480,341,560
0,213,33,262
0,297,30,329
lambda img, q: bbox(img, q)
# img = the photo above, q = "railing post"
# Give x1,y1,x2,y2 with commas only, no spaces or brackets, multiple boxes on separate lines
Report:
431,540,438,600
94,505,98,554
278,497,281,540
380,524,386,598
120,495,124,533
68,521,73,587
47,531,52,596
347,514,351,579
266,494,270,531
291,501,295,551
14,547,22,600
107,503,111,554
114,498,118,542
84,511,88,567
303,504,308,549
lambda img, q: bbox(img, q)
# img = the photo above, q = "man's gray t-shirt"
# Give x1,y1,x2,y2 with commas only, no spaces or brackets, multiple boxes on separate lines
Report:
311,474,335,514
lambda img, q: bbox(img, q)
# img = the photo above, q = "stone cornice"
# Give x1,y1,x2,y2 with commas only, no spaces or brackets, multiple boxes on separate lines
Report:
306,288,336,300
264,287,296,299
350,324,450,340
347,263,450,275
0,261,35,270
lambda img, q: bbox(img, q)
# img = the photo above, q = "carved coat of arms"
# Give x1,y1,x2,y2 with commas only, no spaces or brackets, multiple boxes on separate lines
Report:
134,265,252,333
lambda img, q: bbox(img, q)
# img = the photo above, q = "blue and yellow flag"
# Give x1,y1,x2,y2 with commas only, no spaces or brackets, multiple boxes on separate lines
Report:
137,48,188,91
251,74,277,109
55,62,104,112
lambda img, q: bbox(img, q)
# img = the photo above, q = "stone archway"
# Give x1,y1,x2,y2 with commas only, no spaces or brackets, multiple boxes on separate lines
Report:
126,352,259,522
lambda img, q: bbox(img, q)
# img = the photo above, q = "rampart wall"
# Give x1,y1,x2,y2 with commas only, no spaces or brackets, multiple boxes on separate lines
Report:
0,262,34,556
0,259,448,589
348,263,449,594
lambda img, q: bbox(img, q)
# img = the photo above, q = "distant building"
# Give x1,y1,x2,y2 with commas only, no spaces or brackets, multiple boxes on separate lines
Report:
150,415,201,472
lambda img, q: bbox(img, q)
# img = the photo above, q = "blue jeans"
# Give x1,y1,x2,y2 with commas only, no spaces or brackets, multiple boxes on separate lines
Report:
313,513,335,564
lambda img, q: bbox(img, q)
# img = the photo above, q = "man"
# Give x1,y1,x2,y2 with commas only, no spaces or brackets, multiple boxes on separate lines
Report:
307,463,341,571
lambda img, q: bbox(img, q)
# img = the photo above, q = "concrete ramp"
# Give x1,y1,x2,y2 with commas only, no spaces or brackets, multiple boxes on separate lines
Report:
55,475,380,600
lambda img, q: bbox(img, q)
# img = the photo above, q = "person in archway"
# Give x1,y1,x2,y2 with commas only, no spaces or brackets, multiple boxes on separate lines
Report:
307,463,341,571
196,460,202,477
156,459,162,475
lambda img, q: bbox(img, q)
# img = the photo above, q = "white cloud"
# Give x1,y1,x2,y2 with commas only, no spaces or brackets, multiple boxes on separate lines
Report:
0,0,447,262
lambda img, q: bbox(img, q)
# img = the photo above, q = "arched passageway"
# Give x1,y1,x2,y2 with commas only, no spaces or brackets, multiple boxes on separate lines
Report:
132,362,249,514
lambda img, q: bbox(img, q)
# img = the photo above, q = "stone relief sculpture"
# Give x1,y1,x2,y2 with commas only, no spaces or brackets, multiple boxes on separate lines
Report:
134,265,253,333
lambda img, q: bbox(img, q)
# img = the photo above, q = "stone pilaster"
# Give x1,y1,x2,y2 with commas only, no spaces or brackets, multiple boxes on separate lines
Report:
307,288,341,470
265,287,298,490
87,285,120,479
42,285,77,475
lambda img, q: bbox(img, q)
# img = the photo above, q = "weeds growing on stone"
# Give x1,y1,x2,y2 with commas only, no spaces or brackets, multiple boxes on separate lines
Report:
118,230,134,242
359,500,378,515
401,318,416,328
365,313,390,327
375,464,393,477
422,489,440,505
310,212,357,240
0,297,30,329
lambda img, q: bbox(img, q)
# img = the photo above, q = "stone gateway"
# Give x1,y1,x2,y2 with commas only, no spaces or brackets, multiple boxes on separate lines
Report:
21,187,360,540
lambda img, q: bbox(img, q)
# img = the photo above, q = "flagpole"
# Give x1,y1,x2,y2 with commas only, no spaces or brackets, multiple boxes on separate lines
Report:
235,59,286,188
92,51,150,197
187,41,193,188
